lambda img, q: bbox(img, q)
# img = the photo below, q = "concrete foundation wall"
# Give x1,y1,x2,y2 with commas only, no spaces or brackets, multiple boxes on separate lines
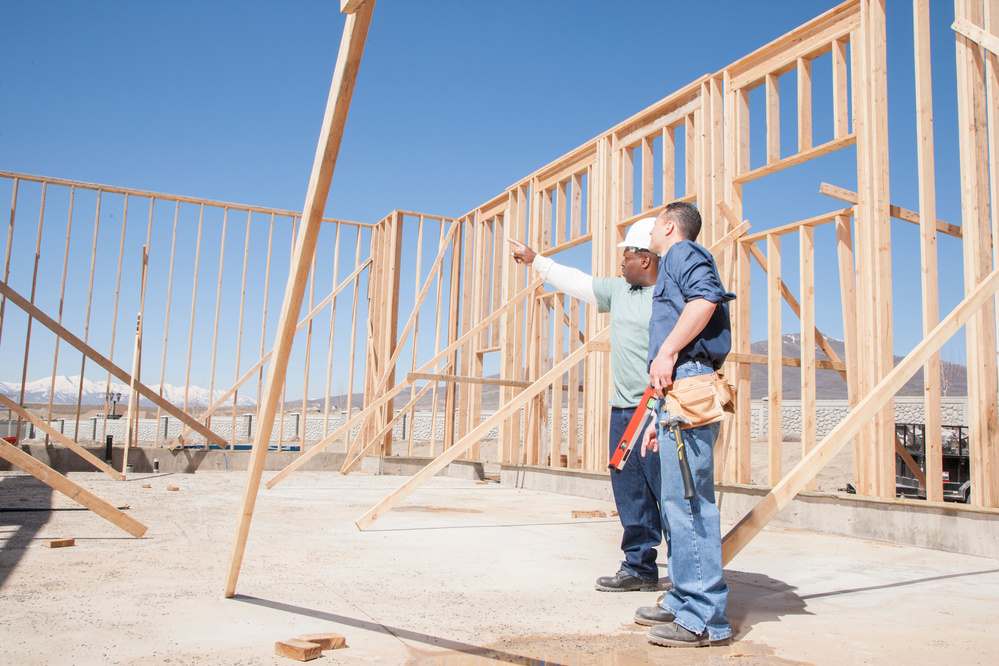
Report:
499,463,997,560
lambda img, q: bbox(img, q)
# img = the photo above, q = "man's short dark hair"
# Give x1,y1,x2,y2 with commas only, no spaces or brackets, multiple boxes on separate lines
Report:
663,202,701,240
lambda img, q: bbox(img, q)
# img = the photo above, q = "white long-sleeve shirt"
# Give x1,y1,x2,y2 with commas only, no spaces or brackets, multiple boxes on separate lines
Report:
530,254,597,305
530,254,652,408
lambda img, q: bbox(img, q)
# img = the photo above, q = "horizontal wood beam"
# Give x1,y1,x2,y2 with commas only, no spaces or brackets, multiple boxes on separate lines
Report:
167,257,372,449
538,153,598,192
741,207,854,243
0,169,370,229
408,372,532,389
733,134,856,185
539,233,593,256
616,96,703,149
727,352,847,373
718,201,848,382
819,182,962,238
340,380,437,474
728,3,860,90
266,277,546,488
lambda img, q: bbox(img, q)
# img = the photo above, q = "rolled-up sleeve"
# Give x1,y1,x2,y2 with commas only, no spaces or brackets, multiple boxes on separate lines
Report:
673,245,735,304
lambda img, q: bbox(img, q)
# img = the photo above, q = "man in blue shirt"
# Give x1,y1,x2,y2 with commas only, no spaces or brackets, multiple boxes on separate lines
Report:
509,218,666,593
635,201,735,648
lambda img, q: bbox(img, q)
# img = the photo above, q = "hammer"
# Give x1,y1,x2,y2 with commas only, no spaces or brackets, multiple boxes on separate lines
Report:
659,411,696,500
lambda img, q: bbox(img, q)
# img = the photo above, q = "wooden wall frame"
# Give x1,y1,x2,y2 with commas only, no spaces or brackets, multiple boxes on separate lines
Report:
3,0,998,588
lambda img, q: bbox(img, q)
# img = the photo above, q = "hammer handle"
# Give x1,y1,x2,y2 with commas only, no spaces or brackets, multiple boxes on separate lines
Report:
672,425,696,500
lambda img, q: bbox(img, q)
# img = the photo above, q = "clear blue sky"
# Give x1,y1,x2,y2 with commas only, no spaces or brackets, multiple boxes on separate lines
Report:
0,0,972,395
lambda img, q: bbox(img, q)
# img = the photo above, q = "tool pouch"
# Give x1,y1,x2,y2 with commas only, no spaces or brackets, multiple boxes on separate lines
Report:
664,372,735,429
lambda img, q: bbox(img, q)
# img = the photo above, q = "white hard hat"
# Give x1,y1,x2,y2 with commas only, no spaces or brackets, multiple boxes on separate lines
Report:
617,216,657,251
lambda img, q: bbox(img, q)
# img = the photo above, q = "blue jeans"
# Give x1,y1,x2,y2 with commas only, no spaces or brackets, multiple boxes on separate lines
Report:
654,361,730,641
608,406,664,583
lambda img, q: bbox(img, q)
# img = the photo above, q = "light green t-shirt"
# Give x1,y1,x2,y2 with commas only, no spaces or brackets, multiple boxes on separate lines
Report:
592,277,653,408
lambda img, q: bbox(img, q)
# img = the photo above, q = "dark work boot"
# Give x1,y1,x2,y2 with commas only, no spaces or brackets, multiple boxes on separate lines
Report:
594,569,658,592
647,622,731,648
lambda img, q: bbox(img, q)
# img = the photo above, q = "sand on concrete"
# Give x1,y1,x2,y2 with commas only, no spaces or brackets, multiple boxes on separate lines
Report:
1,466,998,665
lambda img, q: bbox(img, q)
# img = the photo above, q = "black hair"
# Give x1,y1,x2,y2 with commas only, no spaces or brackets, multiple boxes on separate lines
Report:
663,201,701,240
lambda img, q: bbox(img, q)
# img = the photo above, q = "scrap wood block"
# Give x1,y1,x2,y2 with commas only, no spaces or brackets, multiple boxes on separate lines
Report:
43,538,75,548
297,632,346,650
572,510,606,518
275,639,321,661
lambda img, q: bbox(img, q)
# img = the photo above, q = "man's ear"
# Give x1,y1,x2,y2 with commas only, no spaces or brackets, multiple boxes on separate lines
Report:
663,216,675,236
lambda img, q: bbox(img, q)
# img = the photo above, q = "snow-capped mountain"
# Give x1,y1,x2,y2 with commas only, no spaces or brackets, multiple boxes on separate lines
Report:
0,375,256,407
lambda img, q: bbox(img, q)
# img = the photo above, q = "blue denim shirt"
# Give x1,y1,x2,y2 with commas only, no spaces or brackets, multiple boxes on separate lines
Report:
647,239,735,372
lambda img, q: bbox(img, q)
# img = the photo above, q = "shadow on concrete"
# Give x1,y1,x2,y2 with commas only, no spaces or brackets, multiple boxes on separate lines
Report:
724,569,810,641
0,474,54,591
364,519,621,532
232,595,566,665
800,567,999,600
724,566,999,641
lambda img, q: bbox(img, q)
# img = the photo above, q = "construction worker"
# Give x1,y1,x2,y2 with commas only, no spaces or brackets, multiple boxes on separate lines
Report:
637,201,734,647
508,217,665,593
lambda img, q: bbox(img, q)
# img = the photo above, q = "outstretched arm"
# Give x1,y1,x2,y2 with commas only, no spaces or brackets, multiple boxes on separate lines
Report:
507,238,598,305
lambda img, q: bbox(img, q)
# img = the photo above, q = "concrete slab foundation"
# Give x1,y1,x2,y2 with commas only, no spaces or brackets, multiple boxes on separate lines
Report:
1,469,997,665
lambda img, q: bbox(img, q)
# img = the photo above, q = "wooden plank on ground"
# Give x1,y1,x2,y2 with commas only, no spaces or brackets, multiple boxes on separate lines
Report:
44,538,75,548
